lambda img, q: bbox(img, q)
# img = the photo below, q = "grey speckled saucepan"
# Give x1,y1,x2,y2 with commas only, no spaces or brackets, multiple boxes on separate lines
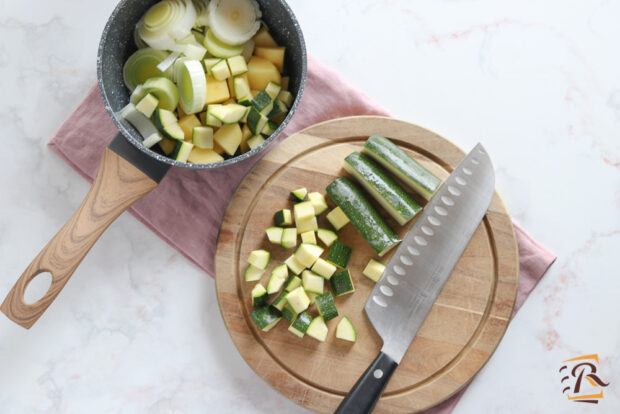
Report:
1,0,306,329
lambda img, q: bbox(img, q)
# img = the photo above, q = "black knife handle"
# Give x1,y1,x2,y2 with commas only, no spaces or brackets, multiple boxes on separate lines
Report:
335,351,398,414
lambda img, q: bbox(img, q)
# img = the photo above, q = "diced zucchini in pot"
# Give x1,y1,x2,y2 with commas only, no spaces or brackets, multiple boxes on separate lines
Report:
247,105,268,135
330,269,355,296
135,93,159,118
227,55,248,76
344,152,422,225
293,201,315,223
300,231,316,245
336,316,357,342
284,254,305,275
307,192,328,215
327,177,401,256
250,306,281,332
315,292,338,322
281,303,297,322
265,227,284,244
306,316,328,342
316,229,338,247
296,216,318,234
210,104,249,124
251,90,273,113
267,264,288,294
362,135,441,200
244,264,265,282
205,105,223,127
192,126,214,149
247,134,265,150
171,140,193,162
277,90,294,107
291,187,307,201
203,58,222,76
248,249,270,269
363,259,386,282
327,241,351,268
261,121,277,136
285,286,310,314
284,275,302,292
302,270,324,294
142,133,162,148
311,258,337,280
211,59,232,80
326,207,350,231
288,311,312,338
233,76,252,103
264,81,282,100
274,209,292,226
267,99,288,122
251,283,268,307
271,291,287,311
280,228,297,249
153,108,178,129
294,243,324,268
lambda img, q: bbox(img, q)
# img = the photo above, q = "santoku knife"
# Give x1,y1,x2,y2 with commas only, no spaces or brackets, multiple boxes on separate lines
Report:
335,143,495,413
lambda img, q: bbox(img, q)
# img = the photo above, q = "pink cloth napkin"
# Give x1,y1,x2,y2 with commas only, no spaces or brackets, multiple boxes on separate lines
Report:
47,54,555,413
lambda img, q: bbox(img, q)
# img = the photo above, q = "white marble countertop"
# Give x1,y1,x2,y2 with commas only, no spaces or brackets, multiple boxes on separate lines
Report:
1,0,618,412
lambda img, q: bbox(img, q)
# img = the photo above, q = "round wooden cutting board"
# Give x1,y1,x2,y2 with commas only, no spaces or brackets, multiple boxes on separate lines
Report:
215,116,519,413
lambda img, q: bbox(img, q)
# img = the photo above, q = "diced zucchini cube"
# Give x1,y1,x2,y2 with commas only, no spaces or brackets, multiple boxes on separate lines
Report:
244,264,266,282
211,59,232,80
248,249,270,269
311,258,337,280
267,264,288,294
291,187,307,201
306,316,328,342
284,254,305,275
135,93,159,118
250,306,281,332
247,106,268,134
330,269,355,296
294,243,324,268
336,316,357,342
288,312,312,338
227,55,248,76
302,270,324,294
281,303,297,322
271,291,288,311
251,90,273,112
285,286,310,314
327,241,351,268
277,90,294,107
264,81,282,100
316,229,338,247
315,292,338,322
251,283,268,307
203,58,222,76
300,231,316,245
294,201,315,223
363,259,386,282
274,209,293,226
265,227,284,244
192,126,214,149
326,207,350,231
280,228,297,249
247,134,265,150
284,275,302,292
307,192,328,215
296,216,318,234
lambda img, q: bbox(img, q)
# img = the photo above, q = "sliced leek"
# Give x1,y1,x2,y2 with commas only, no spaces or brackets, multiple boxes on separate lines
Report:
193,0,210,27
143,77,179,111
157,51,182,72
123,48,171,91
177,59,207,114
207,0,261,45
203,29,244,58
137,0,197,50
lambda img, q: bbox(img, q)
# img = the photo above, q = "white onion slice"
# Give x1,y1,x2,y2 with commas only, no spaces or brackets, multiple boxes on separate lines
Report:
208,0,261,45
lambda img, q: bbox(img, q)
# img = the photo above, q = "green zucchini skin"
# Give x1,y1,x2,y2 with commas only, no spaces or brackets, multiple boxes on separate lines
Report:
326,177,401,256
344,152,421,225
362,135,441,200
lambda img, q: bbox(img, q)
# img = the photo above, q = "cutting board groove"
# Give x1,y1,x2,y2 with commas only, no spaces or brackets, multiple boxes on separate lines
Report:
215,116,519,413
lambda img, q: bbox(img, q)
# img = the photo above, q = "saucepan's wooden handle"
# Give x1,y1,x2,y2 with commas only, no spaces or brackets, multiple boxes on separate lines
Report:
1,148,159,328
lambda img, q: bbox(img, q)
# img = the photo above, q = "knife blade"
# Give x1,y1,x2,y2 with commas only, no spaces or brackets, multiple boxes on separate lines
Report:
335,143,495,414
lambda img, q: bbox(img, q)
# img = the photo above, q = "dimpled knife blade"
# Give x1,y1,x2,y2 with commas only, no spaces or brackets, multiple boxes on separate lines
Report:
365,143,495,363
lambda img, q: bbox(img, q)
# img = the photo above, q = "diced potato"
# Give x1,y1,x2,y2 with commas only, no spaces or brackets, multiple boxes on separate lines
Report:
178,114,201,141
254,47,285,73
214,123,242,155
247,57,281,91
206,75,230,104
159,137,176,155
188,147,224,164
213,141,226,154
253,27,278,47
